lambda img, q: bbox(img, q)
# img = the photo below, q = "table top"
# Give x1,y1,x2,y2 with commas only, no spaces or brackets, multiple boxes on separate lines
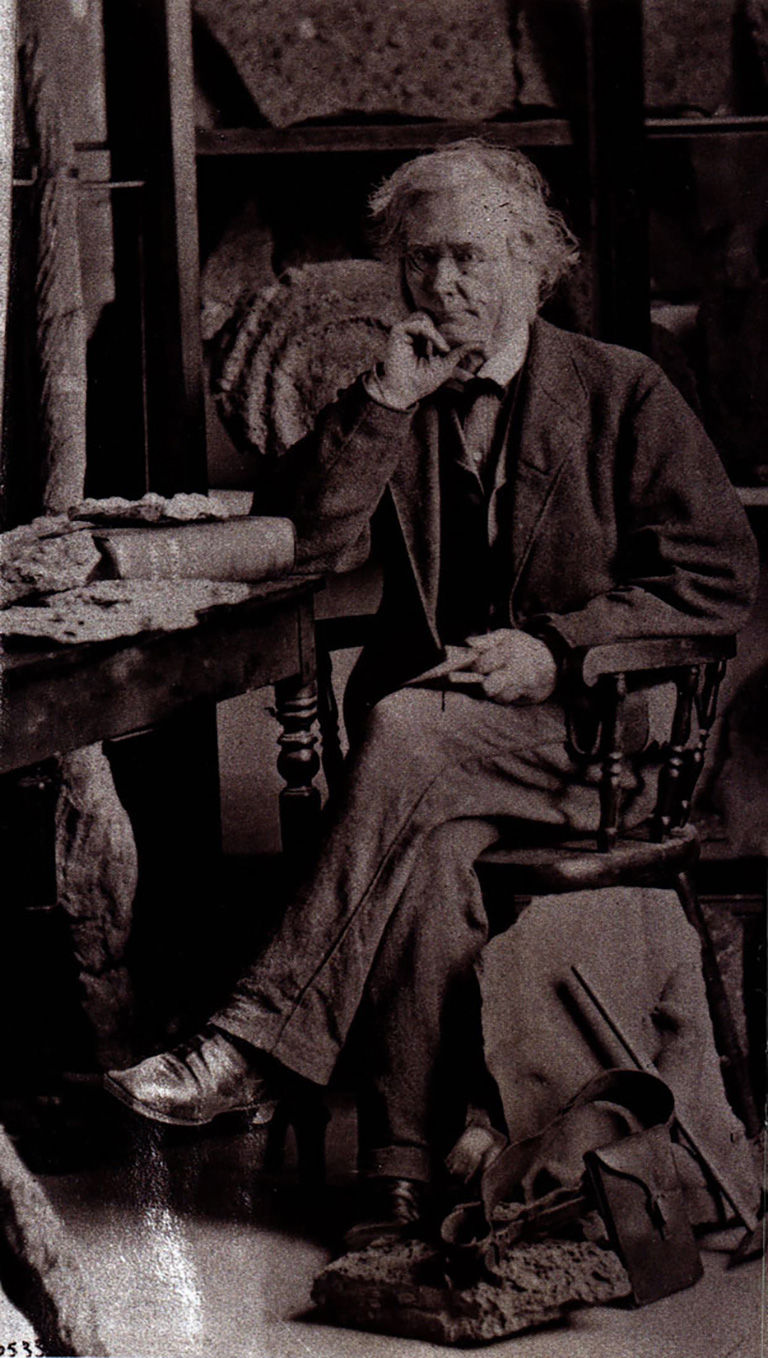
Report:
2,575,321,668
1,574,323,774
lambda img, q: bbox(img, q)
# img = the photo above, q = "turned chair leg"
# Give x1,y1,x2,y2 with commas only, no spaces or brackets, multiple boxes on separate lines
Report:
675,870,761,1139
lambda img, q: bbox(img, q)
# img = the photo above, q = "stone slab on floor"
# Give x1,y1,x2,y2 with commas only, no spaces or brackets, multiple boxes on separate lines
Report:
312,1235,631,1345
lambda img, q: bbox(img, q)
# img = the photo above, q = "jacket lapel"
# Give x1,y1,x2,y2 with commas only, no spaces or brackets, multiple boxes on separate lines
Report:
384,321,588,644
510,319,588,598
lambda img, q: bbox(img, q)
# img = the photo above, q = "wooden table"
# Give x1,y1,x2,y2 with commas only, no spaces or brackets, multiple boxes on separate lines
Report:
0,575,324,852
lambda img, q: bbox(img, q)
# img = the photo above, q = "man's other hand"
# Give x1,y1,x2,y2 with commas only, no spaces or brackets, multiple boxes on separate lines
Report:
465,629,557,704
373,313,481,409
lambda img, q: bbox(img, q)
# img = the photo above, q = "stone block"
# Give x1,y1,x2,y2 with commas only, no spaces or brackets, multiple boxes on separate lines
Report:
643,0,734,113
193,0,517,126
515,0,739,114
312,1235,629,1344
0,518,101,607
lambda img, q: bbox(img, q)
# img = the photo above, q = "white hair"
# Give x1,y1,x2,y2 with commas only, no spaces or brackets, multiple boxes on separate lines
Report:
368,139,580,301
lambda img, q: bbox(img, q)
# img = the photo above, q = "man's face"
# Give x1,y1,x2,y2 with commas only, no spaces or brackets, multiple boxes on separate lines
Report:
401,178,542,356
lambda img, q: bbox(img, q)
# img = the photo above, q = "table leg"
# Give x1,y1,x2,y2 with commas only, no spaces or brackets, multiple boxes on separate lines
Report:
274,674,322,863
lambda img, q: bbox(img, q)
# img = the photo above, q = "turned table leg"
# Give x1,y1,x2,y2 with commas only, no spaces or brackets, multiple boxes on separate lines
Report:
274,674,322,864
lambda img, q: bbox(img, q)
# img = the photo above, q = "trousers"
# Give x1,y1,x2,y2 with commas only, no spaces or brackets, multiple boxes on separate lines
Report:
213,685,640,1181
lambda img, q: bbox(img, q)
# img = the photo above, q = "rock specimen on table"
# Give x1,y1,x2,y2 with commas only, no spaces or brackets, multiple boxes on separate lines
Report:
0,516,101,607
312,1235,629,1345
69,490,235,524
0,497,244,607
0,579,254,645
193,0,517,126
215,259,408,457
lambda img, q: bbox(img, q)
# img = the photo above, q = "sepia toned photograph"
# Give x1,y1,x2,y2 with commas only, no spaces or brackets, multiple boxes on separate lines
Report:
0,2,766,1355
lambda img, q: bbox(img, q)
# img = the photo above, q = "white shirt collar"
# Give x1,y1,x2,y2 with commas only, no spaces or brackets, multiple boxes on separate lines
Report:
475,327,530,389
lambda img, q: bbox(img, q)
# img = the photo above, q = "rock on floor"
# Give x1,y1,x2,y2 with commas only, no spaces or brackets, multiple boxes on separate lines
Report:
312,1235,630,1345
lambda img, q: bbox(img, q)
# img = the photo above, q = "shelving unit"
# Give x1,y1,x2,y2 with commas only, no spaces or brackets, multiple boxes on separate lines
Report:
646,114,768,140
195,119,575,156
9,0,768,507
11,8,767,546
192,8,647,356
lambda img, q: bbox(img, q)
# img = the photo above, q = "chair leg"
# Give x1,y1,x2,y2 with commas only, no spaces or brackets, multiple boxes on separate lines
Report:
292,1093,330,1187
316,640,346,799
263,1091,330,1186
675,871,761,1139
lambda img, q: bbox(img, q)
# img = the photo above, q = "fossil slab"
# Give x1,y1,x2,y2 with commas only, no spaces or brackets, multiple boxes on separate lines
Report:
194,0,517,126
312,1235,630,1345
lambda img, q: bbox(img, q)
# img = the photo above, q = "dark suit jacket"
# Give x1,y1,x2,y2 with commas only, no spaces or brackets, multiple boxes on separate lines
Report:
264,318,759,727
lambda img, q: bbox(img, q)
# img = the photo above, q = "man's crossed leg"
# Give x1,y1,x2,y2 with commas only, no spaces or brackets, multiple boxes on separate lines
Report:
106,686,606,1236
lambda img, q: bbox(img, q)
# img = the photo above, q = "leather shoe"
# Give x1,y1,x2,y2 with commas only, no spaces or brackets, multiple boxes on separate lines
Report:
343,1177,427,1254
104,1028,278,1127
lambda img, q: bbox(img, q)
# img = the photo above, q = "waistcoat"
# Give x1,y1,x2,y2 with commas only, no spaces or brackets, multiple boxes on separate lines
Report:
436,373,523,645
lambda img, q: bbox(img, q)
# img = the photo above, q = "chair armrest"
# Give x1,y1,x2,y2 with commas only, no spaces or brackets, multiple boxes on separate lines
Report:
574,636,737,688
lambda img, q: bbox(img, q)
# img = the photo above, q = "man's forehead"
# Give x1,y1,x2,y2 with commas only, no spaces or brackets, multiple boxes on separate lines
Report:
404,178,515,242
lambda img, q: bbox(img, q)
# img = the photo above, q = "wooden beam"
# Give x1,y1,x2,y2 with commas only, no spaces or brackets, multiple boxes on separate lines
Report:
0,0,15,456
196,119,574,157
646,115,768,141
103,0,206,495
585,0,650,351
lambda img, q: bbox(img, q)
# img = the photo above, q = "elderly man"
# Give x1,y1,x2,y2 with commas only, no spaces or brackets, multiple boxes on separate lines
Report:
106,142,758,1244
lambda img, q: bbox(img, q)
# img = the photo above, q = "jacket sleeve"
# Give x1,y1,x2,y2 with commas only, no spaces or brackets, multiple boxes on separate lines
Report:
255,377,415,574
529,367,760,658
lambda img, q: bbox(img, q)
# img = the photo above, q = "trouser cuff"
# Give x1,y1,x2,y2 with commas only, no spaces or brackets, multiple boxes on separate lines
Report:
211,1010,333,1087
359,1144,432,1182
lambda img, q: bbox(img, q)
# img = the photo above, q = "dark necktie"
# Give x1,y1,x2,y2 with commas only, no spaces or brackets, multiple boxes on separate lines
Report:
443,376,504,486
436,378,505,644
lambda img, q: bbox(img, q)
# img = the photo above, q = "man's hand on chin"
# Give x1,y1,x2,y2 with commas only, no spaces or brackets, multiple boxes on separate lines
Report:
465,629,557,704
367,313,483,409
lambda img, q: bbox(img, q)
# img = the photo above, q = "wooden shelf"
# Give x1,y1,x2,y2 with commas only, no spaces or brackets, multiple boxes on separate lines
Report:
195,119,573,157
646,115,768,140
195,114,768,158
736,486,768,508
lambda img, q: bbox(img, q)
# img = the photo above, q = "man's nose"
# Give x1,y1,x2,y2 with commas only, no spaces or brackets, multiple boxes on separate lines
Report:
429,254,462,295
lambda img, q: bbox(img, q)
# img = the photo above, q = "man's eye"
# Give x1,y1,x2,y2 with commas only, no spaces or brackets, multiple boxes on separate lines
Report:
455,245,489,268
408,248,438,272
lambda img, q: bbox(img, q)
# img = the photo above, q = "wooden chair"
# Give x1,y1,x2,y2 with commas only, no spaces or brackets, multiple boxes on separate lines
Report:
475,633,759,1140
316,629,759,1148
